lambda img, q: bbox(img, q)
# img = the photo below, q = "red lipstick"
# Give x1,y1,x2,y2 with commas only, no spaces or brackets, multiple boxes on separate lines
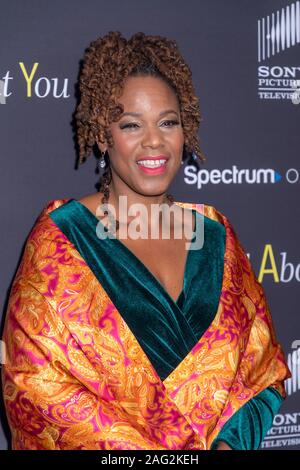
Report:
136,155,169,175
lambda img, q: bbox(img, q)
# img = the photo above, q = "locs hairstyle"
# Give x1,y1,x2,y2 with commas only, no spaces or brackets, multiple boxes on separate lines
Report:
75,31,206,185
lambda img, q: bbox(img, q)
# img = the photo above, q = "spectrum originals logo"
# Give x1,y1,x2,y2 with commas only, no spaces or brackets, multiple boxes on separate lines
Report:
184,165,299,189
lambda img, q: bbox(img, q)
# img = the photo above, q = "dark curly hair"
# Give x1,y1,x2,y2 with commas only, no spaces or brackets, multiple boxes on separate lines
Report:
75,31,206,169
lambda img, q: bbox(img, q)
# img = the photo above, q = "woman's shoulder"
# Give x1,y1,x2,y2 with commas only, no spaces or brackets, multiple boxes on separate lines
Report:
26,197,73,251
16,197,83,285
176,200,229,229
42,197,72,215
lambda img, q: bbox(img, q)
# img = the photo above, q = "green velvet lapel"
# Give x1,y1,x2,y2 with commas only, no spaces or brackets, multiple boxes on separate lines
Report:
49,198,225,381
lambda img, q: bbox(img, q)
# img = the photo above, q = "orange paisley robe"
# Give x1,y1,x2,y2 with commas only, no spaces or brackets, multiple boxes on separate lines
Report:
1,198,291,450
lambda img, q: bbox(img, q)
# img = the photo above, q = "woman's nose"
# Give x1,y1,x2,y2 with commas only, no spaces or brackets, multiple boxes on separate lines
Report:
142,126,163,148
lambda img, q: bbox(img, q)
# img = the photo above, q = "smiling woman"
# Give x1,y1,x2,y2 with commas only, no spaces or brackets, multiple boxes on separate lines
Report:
94,74,186,213
1,31,291,451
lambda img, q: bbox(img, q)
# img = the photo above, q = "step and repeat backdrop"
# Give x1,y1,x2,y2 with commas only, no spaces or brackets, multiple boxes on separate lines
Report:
0,0,299,450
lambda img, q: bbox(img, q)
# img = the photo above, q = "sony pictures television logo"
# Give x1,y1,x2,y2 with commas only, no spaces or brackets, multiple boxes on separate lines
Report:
261,342,300,449
257,1,300,103
261,411,300,448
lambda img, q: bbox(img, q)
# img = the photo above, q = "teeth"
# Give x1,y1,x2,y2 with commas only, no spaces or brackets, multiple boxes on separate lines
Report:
137,159,167,168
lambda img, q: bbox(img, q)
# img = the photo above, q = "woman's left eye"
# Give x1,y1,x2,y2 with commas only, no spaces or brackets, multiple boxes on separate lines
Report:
162,120,180,126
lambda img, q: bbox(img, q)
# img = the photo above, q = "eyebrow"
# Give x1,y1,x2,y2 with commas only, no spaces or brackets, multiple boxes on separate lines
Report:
120,109,179,118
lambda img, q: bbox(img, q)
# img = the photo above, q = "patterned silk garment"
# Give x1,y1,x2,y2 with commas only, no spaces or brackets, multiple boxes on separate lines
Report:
1,199,291,450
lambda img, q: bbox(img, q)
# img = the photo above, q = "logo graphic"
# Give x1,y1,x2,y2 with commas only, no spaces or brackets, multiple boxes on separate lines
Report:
286,343,300,396
258,2,300,62
184,165,298,189
261,343,300,449
261,411,300,448
257,2,300,102
0,63,70,102
249,245,300,284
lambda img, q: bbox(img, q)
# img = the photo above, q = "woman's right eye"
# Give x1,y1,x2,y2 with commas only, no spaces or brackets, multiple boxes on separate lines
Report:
120,123,139,129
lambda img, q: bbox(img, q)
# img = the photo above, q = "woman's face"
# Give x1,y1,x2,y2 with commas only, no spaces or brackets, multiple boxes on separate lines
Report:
101,75,185,198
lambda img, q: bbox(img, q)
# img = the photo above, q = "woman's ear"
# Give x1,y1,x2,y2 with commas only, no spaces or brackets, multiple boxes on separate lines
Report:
95,136,107,155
